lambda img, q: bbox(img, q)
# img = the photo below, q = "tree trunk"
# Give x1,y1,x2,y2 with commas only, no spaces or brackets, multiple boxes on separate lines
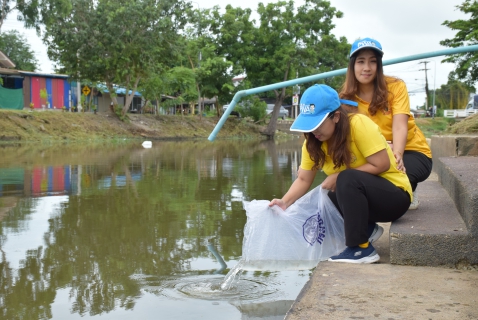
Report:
121,76,141,117
215,96,221,117
263,64,290,138
263,88,287,138
106,82,119,113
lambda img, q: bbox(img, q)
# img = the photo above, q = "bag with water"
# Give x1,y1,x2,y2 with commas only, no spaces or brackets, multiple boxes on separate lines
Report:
241,185,346,271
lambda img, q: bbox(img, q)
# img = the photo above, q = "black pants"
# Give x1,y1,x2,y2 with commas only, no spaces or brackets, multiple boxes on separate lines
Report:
327,170,411,247
403,151,433,191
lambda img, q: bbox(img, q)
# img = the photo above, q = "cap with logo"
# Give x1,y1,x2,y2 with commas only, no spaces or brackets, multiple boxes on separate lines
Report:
349,37,383,58
290,84,358,133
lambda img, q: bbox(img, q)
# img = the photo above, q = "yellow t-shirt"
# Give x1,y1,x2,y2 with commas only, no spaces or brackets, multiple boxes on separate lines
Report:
355,79,432,158
300,114,412,200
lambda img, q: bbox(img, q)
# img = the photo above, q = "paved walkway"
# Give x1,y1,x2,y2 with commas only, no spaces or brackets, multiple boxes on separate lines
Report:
285,173,478,320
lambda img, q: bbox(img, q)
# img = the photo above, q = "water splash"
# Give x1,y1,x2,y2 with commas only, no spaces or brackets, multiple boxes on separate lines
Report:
220,260,245,290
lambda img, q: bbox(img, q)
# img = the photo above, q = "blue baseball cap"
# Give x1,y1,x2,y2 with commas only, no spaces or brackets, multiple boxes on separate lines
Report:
290,84,358,133
349,37,383,58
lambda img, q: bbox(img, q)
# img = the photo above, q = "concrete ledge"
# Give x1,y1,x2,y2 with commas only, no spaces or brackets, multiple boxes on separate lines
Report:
389,180,476,267
430,134,478,158
434,156,478,234
286,222,478,320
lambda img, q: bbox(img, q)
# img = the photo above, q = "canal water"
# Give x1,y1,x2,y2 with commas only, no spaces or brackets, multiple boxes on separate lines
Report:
0,138,325,319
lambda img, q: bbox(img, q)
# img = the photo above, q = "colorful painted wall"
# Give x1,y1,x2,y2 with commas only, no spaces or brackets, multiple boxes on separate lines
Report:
28,76,71,109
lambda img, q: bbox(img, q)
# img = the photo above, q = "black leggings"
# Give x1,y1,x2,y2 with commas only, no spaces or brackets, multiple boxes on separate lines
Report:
403,151,433,191
327,169,411,247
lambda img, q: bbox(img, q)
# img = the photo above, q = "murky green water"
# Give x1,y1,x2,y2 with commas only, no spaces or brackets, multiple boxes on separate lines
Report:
0,138,325,319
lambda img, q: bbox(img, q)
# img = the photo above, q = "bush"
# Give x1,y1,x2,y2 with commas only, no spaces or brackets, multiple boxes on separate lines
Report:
235,97,267,122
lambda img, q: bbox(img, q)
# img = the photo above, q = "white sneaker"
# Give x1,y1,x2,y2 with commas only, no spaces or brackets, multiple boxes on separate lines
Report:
409,191,419,210
368,224,384,244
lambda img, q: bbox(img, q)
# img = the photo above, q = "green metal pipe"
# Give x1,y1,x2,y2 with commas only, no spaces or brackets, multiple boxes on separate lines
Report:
208,44,478,141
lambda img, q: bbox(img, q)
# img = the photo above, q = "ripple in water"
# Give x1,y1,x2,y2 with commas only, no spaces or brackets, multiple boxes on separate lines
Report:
177,277,276,301
130,263,281,301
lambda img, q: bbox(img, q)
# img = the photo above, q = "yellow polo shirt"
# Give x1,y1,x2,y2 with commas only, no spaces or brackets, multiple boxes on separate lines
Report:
355,79,432,158
300,114,412,200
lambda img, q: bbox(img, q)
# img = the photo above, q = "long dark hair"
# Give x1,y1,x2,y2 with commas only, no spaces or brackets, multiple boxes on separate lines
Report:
304,106,353,170
339,49,397,116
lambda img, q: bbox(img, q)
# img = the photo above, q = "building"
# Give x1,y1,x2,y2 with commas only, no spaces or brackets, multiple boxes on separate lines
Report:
0,50,71,110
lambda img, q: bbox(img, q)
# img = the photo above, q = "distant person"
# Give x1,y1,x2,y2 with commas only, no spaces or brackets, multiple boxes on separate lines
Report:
432,105,437,118
339,37,432,210
269,84,412,264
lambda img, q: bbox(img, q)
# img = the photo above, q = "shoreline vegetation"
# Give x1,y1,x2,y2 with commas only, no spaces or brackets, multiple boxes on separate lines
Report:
0,110,271,143
0,110,476,144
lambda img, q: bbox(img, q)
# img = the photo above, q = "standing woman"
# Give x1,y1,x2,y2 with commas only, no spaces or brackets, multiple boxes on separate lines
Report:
269,84,412,263
339,38,432,210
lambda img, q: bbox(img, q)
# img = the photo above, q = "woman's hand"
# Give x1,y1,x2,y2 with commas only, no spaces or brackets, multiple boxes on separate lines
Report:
321,173,339,192
267,167,316,211
269,199,287,210
393,150,406,172
388,141,406,172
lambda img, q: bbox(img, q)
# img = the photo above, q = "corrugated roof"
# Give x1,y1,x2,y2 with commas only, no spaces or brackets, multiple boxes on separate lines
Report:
19,71,69,79
96,83,141,96
0,67,21,76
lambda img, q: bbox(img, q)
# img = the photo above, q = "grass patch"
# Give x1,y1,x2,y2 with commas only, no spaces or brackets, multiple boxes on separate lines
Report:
415,117,456,138
446,113,478,134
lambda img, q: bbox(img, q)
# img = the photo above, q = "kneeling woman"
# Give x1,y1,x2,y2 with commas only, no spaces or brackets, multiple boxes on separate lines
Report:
269,84,412,264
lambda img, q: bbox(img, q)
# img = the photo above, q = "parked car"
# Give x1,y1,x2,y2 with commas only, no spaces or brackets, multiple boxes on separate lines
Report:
465,94,478,110
222,104,241,118
266,104,288,120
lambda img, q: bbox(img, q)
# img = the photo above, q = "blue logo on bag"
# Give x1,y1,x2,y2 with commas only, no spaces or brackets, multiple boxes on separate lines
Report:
303,212,326,245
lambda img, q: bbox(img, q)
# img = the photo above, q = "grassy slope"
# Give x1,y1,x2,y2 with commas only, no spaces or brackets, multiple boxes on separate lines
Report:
0,110,268,143
415,114,478,137
1,109,477,144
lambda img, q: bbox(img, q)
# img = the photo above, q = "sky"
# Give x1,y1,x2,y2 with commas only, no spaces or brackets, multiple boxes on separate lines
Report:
2,0,473,109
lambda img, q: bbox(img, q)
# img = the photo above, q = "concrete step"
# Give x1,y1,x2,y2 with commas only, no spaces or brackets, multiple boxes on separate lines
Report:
434,156,478,233
389,179,474,267
390,135,478,268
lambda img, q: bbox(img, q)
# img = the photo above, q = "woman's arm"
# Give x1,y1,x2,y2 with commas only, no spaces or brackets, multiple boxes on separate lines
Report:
354,149,391,175
269,168,316,210
392,114,408,171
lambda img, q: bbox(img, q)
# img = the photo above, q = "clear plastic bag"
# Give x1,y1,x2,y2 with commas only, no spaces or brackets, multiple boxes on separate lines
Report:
241,185,346,271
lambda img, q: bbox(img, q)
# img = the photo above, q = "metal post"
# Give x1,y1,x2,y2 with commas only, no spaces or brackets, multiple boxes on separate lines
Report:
432,60,436,112
77,80,81,111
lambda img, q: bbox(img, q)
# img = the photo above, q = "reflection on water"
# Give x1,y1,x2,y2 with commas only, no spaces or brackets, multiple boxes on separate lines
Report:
0,139,325,319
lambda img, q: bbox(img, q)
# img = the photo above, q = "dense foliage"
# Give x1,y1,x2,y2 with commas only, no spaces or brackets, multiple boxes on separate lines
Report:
440,0,478,86
0,30,38,70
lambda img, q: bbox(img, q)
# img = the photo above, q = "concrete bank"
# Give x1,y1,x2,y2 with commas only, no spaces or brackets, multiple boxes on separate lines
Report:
285,223,478,319
285,136,478,320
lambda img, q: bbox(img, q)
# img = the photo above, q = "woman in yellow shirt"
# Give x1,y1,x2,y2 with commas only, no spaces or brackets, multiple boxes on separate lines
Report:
339,38,432,210
269,84,412,264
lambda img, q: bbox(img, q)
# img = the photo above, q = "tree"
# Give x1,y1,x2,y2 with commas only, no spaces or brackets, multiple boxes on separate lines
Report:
440,0,478,86
434,77,475,110
1,0,72,32
181,7,235,117
41,0,190,117
0,0,16,31
210,0,349,137
161,66,198,115
0,29,38,70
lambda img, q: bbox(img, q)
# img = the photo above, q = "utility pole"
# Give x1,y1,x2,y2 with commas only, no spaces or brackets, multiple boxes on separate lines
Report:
419,61,430,111
193,2,202,118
